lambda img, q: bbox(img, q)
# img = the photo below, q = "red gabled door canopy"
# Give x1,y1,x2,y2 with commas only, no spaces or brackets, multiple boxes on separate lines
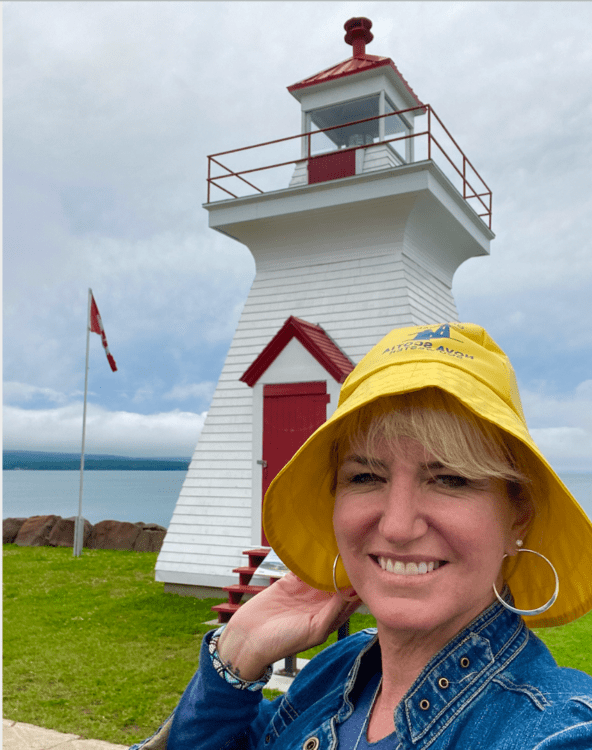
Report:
240,316,354,387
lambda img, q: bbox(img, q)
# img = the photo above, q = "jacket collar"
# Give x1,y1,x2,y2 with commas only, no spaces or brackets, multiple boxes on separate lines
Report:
397,594,527,746
342,590,527,747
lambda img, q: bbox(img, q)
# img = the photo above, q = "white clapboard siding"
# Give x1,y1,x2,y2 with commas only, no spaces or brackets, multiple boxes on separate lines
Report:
361,143,404,172
155,244,459,591
288,160,308,188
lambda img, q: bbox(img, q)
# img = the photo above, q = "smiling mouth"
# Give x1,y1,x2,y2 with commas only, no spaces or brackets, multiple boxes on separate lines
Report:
373,556,448,576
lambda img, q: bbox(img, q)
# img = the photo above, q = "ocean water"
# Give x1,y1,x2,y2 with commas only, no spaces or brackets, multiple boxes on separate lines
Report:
2,470,187,528
2,470,592,528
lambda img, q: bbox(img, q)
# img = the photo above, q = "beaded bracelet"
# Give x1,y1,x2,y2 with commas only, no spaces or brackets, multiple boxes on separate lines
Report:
208,626,273,691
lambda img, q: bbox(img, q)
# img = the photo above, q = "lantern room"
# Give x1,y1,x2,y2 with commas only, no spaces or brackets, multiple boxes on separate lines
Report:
288,17,422,184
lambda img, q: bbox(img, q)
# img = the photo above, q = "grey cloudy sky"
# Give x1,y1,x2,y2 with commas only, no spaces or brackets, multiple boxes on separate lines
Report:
3,1,591,469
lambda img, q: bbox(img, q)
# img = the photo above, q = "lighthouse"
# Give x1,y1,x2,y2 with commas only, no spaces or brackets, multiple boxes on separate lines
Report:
155,18,494,598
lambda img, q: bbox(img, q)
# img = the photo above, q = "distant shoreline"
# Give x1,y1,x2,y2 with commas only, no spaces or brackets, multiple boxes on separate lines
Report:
3,450,190,472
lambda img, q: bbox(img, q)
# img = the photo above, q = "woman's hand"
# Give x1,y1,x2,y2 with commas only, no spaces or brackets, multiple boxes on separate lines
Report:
216,573,361,681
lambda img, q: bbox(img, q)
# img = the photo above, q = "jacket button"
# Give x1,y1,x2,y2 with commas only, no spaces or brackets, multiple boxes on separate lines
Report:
419,699,430,710
460,657,470,668
303,738,320,750
438,677,450,689
265,735,271,744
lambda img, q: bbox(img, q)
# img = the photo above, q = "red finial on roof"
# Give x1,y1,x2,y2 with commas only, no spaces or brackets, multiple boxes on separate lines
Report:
344,17,373,58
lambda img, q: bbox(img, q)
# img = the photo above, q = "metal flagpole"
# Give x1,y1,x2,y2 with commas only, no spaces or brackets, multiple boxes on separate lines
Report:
74,288,92,557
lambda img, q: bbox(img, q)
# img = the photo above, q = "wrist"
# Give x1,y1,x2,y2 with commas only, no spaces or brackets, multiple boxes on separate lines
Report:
210,627,273,690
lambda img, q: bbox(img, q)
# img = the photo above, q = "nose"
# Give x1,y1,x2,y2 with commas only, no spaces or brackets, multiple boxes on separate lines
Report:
378,474,429,544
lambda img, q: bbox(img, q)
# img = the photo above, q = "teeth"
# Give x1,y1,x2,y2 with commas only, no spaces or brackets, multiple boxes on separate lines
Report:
378,557,440,576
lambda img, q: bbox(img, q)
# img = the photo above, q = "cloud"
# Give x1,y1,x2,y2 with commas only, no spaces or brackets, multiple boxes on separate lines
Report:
163,381,217,404
3,403,206,458
529,427,592,473
3,381,74,406
521,379,592,471
2,226,255,398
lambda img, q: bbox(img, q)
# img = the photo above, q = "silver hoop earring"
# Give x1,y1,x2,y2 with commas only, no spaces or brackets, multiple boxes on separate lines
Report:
332,553,358,601
493,547,559,616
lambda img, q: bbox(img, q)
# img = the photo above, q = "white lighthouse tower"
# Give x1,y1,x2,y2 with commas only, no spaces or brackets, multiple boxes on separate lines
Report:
155,18,494,601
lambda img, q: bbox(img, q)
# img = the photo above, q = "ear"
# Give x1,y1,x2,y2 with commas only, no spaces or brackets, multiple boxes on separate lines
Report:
506,498,534,557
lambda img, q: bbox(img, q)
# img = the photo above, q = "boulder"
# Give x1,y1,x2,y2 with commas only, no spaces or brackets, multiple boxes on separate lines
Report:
48,517,93,548
89,519,142,550
14,515,61,546
5,515,165,551
3,517,27,544
134,524,166,552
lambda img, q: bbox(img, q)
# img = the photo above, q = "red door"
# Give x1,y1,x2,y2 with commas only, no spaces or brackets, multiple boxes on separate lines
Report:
261,382,330,544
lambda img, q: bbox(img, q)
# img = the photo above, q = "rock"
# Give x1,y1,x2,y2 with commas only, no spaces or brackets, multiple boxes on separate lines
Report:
89,519,142,550
142,523,166,532
48,517,93,548
3,517,27,544
4,515,165,551
134,526,166,552
14,515,61,546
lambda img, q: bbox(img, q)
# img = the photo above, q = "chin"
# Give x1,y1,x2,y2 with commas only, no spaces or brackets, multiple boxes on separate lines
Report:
362,589,495,638
370,600,449,633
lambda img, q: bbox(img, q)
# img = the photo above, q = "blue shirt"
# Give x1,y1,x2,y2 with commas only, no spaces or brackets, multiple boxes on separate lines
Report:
336,670,391,749
131,598,592,750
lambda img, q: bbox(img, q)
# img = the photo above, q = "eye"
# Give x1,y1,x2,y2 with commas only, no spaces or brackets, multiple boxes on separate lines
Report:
350,472,385,485
432,474,469,489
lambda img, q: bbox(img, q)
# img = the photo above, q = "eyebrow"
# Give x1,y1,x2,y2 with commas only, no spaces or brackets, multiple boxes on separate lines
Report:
341,455,388,470
341,455,449,472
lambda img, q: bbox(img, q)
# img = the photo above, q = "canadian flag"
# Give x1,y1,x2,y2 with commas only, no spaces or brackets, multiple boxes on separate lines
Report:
90,293,118,372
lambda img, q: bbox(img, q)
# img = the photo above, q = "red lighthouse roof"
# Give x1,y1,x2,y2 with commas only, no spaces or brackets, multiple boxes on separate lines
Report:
288,17,423,108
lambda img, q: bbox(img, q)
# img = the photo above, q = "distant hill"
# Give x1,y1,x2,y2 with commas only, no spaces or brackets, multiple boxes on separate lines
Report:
3,450,190,471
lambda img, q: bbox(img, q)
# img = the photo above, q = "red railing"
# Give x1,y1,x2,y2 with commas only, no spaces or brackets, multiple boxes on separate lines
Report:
206,104,492,230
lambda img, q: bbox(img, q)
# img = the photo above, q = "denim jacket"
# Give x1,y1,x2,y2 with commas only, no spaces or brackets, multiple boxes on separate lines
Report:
131,599,592,750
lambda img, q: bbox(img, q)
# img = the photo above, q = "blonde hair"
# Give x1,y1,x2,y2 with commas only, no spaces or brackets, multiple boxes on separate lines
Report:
331,388,544,516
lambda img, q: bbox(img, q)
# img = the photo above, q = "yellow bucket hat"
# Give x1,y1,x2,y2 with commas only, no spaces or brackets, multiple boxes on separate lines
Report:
263,322,592,628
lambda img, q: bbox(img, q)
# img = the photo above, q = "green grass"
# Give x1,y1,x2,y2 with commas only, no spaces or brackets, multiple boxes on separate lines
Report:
533,617,592,675
3,545,222,745
2,545,374,745
3,545,592,746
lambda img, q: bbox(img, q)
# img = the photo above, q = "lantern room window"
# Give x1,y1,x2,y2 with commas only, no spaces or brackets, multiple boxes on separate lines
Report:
384,97,413,162
308,94,380,152
305,93,412,163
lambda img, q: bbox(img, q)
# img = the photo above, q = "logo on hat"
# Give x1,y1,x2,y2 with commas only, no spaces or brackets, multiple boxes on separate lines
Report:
412,324,459,342
382,324,471,359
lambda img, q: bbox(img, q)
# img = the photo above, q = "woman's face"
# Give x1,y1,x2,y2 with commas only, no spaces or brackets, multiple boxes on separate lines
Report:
333,436,524,640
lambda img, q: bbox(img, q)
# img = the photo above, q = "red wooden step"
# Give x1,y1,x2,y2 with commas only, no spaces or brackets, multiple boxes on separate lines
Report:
243,548,271,556
232,566,257,585
222,583,266,605
210,548,273,623
211,602,241,624
232,566,280,585
243,547,271,568
223,584,266,596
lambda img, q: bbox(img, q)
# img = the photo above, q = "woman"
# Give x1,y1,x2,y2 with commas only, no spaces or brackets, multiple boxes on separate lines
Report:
133,323,592,750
